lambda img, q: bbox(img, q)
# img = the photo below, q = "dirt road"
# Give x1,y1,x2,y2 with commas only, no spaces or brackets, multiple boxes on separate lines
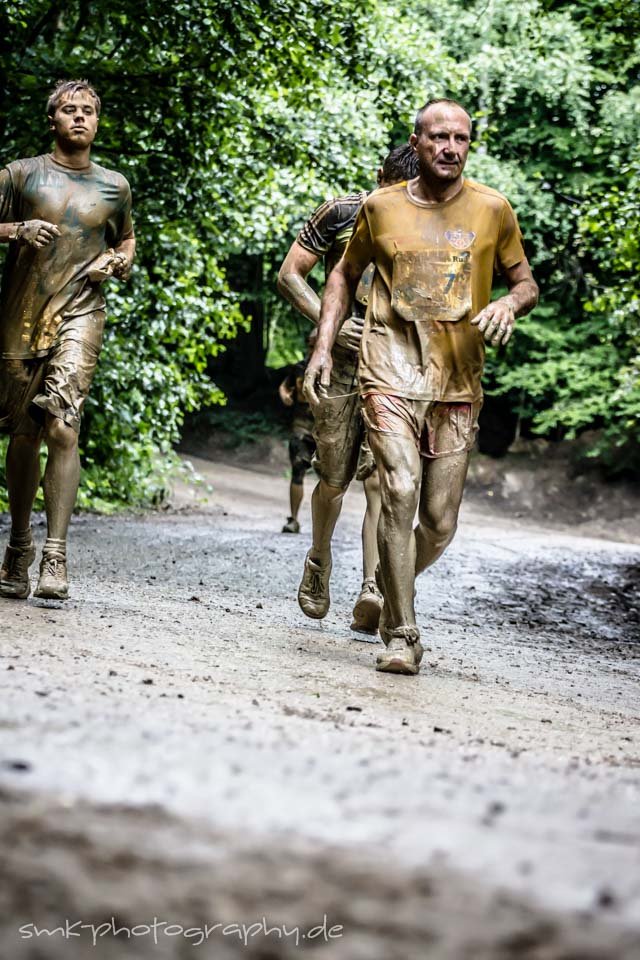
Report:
1,458,639,959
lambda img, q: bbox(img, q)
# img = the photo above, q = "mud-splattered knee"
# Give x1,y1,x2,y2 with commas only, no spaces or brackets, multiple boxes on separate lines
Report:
44,415,77,452
382,468,419,518
419,509,458,544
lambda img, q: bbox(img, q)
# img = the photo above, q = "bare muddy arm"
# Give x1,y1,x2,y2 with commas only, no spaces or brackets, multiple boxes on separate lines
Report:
0,220,61,247
303,258,362,406
277,241,322,325
278,379,294,407
471,258,539,346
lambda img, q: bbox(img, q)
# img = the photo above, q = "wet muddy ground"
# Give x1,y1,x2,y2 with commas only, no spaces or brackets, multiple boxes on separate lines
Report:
0,458,639,959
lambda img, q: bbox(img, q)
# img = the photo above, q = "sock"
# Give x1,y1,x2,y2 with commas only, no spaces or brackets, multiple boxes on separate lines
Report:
9,527,32,549
44,537,66,558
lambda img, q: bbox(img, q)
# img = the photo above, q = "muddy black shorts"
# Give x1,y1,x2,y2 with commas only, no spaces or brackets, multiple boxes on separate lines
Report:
289,431,316,484
0,311,104,437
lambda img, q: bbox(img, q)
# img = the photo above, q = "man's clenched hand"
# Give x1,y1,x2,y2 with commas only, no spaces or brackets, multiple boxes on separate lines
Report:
111,252,132,280
16,220,61,249
303,347,333,408
470,298,515,346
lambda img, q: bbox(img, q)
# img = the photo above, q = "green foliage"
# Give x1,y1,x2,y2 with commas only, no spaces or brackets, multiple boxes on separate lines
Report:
80,227,244,505
411,0,640,473
575,152,640,470
0,0,373,507
1,0,640,513
269,0,640,475
484,151,640,473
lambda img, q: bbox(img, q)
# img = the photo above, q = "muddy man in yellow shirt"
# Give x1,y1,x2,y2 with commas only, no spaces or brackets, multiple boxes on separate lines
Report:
305,98,538,676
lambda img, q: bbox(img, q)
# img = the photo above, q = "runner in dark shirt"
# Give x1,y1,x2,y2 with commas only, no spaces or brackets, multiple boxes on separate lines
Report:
279,359,316,534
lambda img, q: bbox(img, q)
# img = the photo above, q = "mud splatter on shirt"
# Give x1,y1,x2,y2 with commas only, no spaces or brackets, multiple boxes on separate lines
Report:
343,179,526,402
0,154,133,359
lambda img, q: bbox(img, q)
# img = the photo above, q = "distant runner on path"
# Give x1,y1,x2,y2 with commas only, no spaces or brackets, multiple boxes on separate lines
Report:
278,145,418,635
305,100,538,674
0,79,135,601
279,357,316,534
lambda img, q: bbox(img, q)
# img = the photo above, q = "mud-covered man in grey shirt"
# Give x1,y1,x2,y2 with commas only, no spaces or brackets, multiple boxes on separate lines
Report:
0,79,135,601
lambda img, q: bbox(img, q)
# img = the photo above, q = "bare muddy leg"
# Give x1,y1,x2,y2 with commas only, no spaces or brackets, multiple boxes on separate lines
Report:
0,434,41,599
309,477,347,564
414,451,470,575
368,430,421,631
6,433,41,534
34,414,79,599
361,470,381,582
42,414,80,542
350,470,383,634
298,477,347,618
289,480,304,522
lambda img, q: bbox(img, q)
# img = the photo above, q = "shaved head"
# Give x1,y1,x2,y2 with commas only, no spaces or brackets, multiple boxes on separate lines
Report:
414,99,471,136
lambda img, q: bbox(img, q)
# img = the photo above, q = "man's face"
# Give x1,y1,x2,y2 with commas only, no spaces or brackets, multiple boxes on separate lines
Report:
409,106,471,184
50,91,99,149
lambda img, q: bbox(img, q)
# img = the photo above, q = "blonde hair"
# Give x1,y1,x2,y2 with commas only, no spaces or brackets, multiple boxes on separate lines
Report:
47,79,101,118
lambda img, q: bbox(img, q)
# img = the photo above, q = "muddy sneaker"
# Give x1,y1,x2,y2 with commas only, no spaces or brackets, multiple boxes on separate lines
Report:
351,578,383,634
376,626,423,676
34,552,69,600
298,551,332,619
282,516,300,534
0,542,36,600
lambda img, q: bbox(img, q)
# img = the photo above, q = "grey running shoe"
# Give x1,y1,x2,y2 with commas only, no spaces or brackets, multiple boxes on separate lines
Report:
350,578,383,634
0,542,36,600
298,550,332,619
282,517,300,534
34,552,68,600
376,626,424,676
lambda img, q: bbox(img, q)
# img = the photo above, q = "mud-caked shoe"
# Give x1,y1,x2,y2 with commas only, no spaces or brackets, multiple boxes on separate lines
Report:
351,578,383,634
0,542,36,600
298,551,332,619
282,516,300,534
34,552,68,601
376,626,424,676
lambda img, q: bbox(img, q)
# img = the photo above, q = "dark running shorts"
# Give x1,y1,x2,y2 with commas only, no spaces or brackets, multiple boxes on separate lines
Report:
289,430,316,484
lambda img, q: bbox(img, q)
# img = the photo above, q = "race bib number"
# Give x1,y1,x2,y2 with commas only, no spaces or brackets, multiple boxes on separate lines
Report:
391,249,472,323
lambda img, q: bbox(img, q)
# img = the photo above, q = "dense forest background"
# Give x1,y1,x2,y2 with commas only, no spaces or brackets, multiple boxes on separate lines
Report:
0,0,639,508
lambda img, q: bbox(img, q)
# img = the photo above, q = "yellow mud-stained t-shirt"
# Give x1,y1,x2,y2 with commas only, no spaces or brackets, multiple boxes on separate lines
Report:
342,178,526,402
0,154,134,359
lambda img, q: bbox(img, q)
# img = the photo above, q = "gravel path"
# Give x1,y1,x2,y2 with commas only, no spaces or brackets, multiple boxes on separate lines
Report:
1,458,639,959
